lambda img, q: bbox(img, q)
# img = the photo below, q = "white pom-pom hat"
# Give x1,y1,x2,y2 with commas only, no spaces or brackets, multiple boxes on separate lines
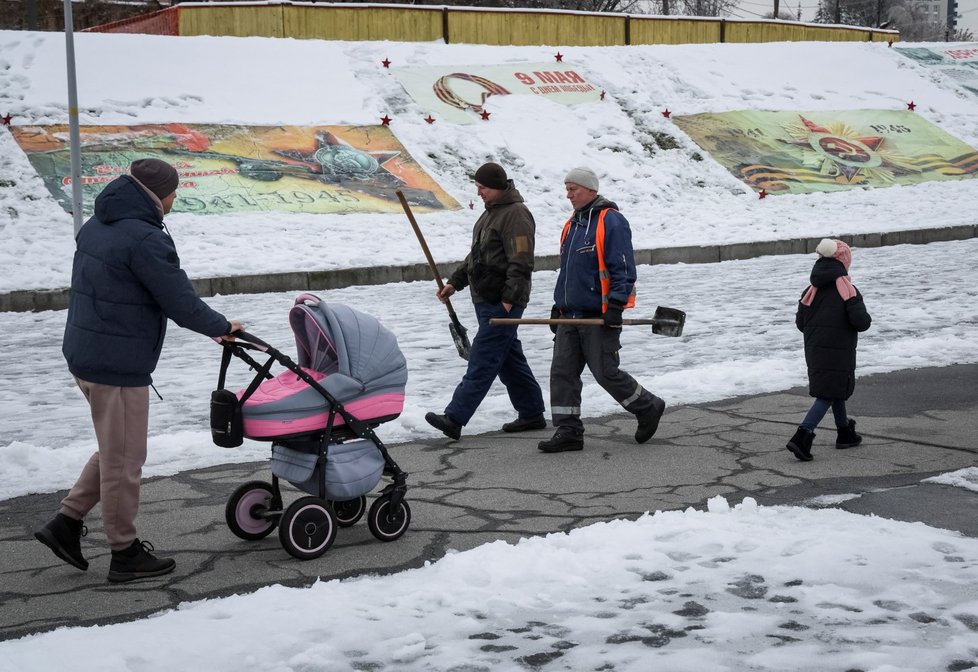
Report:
815,238,852,270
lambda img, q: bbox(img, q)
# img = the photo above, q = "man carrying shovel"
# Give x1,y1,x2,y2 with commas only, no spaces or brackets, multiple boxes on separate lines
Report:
424,162,546,441
538,167,666,453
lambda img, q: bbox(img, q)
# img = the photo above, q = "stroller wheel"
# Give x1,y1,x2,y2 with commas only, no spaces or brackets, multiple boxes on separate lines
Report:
330,495,367,528
225,481,277,541
367,495,411,542
279,497,337,560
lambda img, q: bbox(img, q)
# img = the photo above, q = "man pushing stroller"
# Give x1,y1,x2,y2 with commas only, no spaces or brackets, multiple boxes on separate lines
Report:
35,159,243,583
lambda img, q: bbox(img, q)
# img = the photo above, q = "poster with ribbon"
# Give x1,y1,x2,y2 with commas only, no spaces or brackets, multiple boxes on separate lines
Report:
392,63,602,124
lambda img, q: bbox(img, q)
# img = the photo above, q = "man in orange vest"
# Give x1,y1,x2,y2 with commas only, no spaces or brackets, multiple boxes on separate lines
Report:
538,167,666,453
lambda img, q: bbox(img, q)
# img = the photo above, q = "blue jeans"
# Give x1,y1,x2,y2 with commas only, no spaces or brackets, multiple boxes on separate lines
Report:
801,397,848,432
444,302,545,426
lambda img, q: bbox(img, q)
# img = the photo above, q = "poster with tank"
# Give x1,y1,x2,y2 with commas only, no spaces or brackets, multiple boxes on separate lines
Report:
10,123,460,216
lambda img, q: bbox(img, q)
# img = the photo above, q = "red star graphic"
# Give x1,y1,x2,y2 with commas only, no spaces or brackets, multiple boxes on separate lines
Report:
380,115,391,126
907,101,916,111
382,58,391,68
469,200,475,209
554,52,563,62
480,110,491,121
600,91,606,101
0,113,11,126
758,189,768,199
424,115,435,124
662,109,671,118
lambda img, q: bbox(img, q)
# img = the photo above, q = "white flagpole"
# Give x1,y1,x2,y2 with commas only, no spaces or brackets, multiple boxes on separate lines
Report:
63,0,84,236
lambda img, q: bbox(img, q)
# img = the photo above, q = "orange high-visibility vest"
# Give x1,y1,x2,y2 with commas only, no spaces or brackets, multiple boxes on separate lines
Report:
561,209,636,313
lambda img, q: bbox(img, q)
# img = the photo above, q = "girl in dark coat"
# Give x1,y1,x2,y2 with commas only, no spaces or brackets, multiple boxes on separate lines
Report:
787,239,872,461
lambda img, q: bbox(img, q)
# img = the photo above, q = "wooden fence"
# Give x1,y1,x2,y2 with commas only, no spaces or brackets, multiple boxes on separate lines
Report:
85,2,900,45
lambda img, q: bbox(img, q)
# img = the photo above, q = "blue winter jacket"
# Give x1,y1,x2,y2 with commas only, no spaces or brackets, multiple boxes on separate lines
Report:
62,175,230,386
553,196,637,316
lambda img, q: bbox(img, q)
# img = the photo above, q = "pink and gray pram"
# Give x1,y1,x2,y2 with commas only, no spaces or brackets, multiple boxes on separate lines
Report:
210,293,409,560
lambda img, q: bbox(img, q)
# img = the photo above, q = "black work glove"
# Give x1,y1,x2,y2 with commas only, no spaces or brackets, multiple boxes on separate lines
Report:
550,305,561,334
603,299,624,329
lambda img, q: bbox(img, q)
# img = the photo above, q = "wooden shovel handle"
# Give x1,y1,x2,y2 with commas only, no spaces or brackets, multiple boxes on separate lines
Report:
396,190,447,292
490,318,668,326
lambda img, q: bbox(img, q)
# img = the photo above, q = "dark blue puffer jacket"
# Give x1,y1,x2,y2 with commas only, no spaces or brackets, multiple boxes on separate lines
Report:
62,175,230,386
553,196,637,317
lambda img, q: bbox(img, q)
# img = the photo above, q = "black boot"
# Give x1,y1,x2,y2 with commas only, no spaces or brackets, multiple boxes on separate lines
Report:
35,513,88,571
836,419,862,449
425,412,462,441
635,396,667,444
538,428,584,453
108,539,176,583
786,427,815,461
502,413,547,433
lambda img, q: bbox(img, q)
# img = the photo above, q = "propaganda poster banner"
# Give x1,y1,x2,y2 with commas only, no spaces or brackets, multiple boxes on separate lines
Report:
671,109,978,195
392,63,601,124
894,44,978,97
11,123,461,216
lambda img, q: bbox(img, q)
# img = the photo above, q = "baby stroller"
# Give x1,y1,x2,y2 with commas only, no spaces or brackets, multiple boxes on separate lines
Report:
210,293,410,560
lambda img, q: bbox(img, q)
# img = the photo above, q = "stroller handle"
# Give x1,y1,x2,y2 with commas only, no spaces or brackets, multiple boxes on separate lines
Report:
225,330,270,352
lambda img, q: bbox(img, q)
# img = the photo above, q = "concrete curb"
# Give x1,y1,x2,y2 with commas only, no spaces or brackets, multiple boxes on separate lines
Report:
3,224,975,313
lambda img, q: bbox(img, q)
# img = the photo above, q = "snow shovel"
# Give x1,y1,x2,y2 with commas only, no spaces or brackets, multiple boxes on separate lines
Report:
396,190,472,360
491,306,686,337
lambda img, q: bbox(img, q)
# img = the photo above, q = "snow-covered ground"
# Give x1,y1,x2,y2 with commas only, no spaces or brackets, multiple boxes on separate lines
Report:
2,28,978,670
1,32,977,293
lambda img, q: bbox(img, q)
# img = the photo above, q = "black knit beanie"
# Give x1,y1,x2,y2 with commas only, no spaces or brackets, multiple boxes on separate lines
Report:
130,158,179,199
473,162,508,190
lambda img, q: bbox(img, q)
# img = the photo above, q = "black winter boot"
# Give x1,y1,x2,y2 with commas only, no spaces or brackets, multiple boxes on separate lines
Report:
502,413,547,433
425,412,462,441
108,539,176,583
35,513,88,571
835,419,862,449
635,396,667,444
786,427,815,462
538,428,584,453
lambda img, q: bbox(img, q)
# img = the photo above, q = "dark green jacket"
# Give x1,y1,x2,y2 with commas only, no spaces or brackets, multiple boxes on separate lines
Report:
449,181,536,307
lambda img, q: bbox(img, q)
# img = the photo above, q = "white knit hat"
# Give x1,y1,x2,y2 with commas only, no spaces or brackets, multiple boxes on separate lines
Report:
564,167,599,192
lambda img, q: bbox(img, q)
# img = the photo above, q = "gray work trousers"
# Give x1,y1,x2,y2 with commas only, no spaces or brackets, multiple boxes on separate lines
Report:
549,324,657,434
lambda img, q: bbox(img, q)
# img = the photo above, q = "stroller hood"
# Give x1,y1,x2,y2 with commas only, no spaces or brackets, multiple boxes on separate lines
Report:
289,294,407,392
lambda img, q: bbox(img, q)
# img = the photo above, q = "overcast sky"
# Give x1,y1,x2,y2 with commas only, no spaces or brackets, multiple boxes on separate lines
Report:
726,0,978,35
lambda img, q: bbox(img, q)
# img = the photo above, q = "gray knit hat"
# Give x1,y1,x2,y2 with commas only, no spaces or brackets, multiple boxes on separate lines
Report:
564,166,599,192
130,158,179,199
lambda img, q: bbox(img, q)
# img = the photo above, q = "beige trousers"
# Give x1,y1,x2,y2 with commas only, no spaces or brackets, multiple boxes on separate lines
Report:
60,378,149,551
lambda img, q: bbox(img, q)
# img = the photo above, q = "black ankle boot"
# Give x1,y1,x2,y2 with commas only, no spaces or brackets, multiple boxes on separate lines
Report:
836,419,862,449
35,513,88,571
786,427,815,461
425,412,462,441
108,539,176,583
538,428,584,453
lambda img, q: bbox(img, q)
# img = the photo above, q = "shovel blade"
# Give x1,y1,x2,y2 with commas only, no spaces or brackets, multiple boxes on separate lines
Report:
652,306,686,337
449,320,471,361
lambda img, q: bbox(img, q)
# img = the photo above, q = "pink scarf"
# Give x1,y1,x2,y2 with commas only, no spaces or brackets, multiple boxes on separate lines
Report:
801,239,856,306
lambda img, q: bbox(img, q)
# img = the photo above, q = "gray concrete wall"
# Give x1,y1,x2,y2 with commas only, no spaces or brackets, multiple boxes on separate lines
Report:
2,225,975,313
